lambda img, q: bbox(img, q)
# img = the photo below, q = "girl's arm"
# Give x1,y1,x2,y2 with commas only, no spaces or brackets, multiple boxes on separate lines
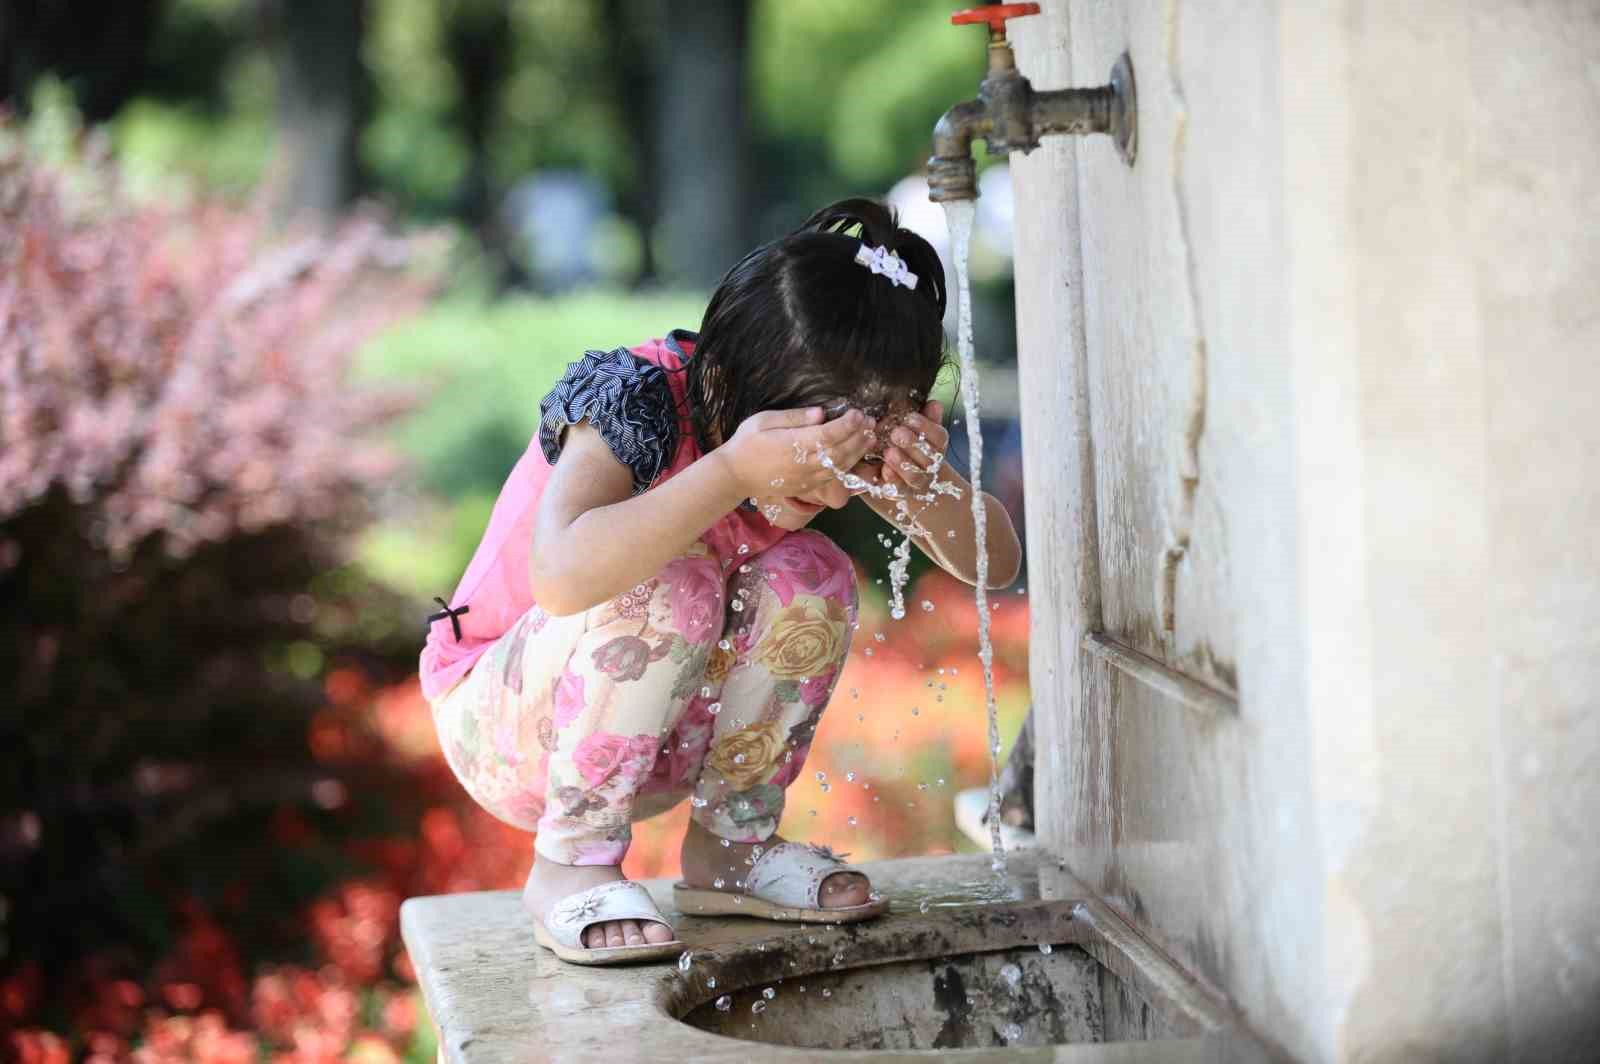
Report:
854,401,1022,589
532,407,877,616
530,422,744,615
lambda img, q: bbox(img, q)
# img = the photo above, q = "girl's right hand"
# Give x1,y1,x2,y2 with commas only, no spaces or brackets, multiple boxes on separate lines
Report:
716,406,879,501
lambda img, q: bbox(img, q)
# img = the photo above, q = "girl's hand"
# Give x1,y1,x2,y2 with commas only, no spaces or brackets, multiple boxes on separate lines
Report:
717,405,878,501
878,399,950,494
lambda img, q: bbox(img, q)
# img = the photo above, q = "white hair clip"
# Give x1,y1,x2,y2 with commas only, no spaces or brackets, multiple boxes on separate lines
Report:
854,242,919,290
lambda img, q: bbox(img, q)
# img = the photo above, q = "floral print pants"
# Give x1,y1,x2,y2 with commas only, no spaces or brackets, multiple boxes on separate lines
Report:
428,530,858,866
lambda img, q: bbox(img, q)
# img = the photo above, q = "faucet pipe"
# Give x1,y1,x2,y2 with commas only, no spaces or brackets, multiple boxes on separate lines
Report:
928,5,1137,203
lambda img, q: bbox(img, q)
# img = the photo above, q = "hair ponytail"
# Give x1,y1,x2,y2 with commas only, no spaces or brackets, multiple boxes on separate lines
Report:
791,197,947,320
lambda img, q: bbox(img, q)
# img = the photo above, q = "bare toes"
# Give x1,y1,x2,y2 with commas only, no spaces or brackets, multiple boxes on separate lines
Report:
584,925,607,949
620,919,644,945
821,871,870,908
604,921,626,948
643,920,676,944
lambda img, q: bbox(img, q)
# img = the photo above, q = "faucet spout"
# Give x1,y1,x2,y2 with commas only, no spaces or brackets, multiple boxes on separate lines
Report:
928,98,990,203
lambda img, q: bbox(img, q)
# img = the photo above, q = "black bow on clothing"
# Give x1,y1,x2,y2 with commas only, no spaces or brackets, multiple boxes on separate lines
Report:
427,596,470,641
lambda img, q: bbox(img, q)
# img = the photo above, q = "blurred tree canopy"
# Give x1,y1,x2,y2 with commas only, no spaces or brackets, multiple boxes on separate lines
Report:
2,0,998,290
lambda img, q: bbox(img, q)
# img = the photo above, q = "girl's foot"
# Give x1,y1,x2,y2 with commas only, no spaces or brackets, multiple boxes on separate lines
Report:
521,854,676,949
679,817,872,907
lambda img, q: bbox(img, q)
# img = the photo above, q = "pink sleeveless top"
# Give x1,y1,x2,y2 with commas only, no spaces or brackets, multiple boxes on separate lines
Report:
418,329,788,701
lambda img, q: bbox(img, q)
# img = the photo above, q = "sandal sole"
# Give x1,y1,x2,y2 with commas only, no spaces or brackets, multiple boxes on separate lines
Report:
672,883,889,923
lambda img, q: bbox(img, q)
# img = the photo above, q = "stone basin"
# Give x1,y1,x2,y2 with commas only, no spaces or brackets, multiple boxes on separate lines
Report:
401,851,1276,1062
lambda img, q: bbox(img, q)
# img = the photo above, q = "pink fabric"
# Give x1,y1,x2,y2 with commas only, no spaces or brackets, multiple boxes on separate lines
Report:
419,332,788,701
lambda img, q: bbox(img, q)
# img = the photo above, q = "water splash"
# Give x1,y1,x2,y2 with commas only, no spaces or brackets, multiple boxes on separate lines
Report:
941,198,1007,875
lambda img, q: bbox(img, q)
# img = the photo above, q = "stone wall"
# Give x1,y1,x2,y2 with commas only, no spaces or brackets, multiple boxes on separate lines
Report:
1009,2,1600,1061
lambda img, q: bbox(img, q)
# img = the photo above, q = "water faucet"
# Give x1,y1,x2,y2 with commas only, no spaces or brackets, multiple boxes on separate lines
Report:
927,3,1137,202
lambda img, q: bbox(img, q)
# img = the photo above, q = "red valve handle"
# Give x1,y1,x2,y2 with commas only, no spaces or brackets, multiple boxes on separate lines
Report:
950,3,1041,33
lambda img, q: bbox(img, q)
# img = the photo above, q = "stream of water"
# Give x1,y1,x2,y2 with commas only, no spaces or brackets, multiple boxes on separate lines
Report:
939,199,1007,874
805,203,1007,876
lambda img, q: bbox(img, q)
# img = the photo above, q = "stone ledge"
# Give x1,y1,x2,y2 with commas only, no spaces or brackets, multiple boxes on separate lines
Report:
401,851,1273,1062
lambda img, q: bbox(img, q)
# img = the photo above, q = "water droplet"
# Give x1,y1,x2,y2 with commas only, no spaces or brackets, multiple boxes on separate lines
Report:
720,838,731,848
815,771,826,781
863,647,874,657
762,987,776,1000
936,777,946,786
873,632,885,642
847,816,857,826
911,707,920,716
678,951,693,972
751,999,766,1014
918,898,931,913
739,563,751,573
738,543,750,555
917,782,928,791
921,600,934,612
1039,943,1053,954
770,477,785,487
731,600,744,612
708,976,717,988
701,685,713,697
946,529,957,539
715,995,732,1012
734,753,746,763
708,701,722,715
1000,963,1022,988
1003,1023,1022,1042
845,771,856,782
718,639,731,651
820,783,830,793
733,895,743,904
821,988,832,998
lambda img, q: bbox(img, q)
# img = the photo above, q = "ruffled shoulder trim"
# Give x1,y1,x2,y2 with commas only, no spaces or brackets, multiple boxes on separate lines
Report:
537,347,678,494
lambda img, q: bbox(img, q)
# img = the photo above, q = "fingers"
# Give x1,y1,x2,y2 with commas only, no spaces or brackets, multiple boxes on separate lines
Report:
762,406,825,430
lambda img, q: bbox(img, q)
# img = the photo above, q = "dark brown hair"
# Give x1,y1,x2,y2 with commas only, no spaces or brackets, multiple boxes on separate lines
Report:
676,196,952,455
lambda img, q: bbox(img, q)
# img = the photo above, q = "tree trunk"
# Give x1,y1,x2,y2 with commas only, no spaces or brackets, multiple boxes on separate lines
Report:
655,0,753,289
605,0,663,287
444,0,528,293
263,0,366,223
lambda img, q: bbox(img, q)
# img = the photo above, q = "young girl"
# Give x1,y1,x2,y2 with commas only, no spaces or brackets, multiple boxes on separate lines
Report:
420,197,1022,965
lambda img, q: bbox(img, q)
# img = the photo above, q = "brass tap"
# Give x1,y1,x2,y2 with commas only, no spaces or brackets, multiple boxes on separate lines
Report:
928,3,1137,202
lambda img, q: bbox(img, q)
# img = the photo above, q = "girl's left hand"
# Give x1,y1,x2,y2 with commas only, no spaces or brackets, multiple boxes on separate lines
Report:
879,399,950,494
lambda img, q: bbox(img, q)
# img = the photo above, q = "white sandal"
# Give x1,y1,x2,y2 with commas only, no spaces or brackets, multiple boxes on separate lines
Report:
531,880,684,965
672,842,889,923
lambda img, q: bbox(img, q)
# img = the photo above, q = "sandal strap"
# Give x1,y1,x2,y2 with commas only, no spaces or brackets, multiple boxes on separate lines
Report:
544,880,673,949
744,842,853,909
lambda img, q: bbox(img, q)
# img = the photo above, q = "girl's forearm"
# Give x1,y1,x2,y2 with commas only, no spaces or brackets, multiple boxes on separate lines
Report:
865,469,1021,588
537,453,748,616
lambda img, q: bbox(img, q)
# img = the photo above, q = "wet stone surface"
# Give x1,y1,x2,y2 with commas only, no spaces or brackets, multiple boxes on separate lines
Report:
681,943,1104,1050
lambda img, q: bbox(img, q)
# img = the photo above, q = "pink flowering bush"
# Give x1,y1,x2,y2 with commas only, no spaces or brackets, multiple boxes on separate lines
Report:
0,118,442,1049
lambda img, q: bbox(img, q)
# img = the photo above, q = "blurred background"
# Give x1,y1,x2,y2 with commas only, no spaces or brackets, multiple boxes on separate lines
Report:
0,1,1031,1058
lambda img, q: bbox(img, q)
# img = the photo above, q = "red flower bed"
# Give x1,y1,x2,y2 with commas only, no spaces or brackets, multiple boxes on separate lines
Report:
7,568,1029,1059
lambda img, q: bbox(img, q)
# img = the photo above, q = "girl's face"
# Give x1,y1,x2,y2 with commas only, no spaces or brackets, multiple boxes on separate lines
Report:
745,389,924,529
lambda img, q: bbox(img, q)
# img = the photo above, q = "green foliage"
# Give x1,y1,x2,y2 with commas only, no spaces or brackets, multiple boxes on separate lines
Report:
751,0,1002,195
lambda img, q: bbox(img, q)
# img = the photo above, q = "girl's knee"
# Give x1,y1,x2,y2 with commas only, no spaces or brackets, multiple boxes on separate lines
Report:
654,553,727,645
758,530,858,612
